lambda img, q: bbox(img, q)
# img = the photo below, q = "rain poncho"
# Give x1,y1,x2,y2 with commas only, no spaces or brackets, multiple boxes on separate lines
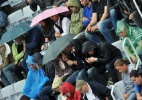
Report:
62,82,81,100
22,55,49,99
116,20,142,57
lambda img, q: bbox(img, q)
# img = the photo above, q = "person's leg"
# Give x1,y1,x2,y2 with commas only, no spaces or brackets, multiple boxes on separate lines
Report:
127,93,136,100
105,56,121,84
85,31,102,44
87,67,107,86
0,71,10,86
76,69,92,82
74,31,85,39
98,19,115,43
132,11,142,28
38,85,53,100
2,63,17,84
65,71,79,84
109,9,123,31
13,65,24,81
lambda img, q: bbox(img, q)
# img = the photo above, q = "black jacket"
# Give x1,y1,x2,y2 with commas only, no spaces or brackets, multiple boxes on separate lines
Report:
86,81,113,100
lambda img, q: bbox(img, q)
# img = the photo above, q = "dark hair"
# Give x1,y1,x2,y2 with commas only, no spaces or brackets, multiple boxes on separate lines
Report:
20,95,30,100
130,68,142,78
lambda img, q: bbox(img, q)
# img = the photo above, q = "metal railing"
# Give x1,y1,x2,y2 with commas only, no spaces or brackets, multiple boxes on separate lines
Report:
123,37,142,70
133,0,142,18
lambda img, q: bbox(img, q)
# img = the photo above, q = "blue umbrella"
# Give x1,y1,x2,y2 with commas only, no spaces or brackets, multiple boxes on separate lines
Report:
1,21,34,44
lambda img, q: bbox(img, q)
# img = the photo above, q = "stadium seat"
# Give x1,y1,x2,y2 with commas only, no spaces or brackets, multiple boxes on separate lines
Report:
111,81,125,100
23,5,40,18
7,9,24,24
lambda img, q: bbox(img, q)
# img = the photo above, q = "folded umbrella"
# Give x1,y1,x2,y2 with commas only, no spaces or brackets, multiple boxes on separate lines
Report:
42,34,75,65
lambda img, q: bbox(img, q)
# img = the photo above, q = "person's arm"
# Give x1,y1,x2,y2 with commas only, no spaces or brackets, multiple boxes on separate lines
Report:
88,13,98,27
137,93,142,100
12,43,24,62
61,17,70,36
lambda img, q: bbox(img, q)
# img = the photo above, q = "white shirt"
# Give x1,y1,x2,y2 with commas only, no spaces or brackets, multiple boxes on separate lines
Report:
54,17,70,36
84,83,100,100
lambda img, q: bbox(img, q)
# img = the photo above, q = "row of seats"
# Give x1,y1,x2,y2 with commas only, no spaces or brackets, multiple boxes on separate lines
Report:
6,5,41,30
0,79,25,100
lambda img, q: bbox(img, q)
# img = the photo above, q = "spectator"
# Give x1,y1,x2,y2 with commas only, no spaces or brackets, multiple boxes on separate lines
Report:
85,0,109,43
3,37,24,84
76,80,112,100
50,14,70,38
32,52,55,100
114,59,136,100
116,20,142,63
61,82,81,100
68,0,84,34
39,18,56,41
80,0,92,27
130,67,142,100
82,41,122,84
0,43,11,86
22,55,49,99
21,27,44,73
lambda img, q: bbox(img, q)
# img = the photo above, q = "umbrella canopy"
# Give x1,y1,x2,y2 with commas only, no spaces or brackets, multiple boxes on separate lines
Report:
1,21,34,44
30,6,69,27
42,34,75,65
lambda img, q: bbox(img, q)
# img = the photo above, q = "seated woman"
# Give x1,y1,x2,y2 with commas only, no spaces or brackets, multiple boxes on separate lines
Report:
116,20,142,63
3,37,24,84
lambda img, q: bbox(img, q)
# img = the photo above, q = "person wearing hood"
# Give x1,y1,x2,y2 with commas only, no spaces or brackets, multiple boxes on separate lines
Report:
82,41,122,84
116,20,142,63
61,82,81,100
32,52,56,100
67,0,84,34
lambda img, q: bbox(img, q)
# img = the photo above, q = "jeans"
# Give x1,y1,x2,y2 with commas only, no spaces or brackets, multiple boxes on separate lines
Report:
0,71,10,86
38,85,53,100
85,31,102,44
3,63,17,84
65,71,79,84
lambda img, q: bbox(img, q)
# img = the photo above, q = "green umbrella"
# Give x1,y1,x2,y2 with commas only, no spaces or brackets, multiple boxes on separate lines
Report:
42,34,75,65
1,21,34,44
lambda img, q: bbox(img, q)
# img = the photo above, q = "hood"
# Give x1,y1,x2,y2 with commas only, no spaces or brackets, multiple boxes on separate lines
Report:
82,41,97,53
62,82,75,97
32,52,43,66
116,20,129,36
68,0,80,8
26,55,34,65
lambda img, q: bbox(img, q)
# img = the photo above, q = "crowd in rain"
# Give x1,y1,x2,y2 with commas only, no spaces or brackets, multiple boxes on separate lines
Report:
0,0,142,100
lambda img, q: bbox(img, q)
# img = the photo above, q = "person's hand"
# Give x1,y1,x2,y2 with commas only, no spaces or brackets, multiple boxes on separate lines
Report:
124,10,130,15
123,94,128,100
52,6,57,8
86,57,97,64
85,25,92,32
91,25,98,32
41,45,45,51
131,55,137,63
82,17,88,21
23,42,26,53
129,12,134,20
67,60,73,66
65,2,68,7
55,32,62,38
26,0,33,4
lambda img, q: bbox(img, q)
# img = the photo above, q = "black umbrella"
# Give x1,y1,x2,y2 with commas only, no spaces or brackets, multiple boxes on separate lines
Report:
42,34,75,65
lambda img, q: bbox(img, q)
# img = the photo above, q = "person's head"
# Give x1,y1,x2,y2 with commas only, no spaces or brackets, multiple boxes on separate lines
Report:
39,18,54,29
68,0,80,13
130,69,142,85
62,82,75,98
14,37,23,45
76,80,89,94
26,0,33,4
64,44,73,53
20,95,30,100
82,41,97,55
50,14,59,22
44,35,50,43
52,76,63,92
80,0,90,6
32,52,43,69
26,55,37,71
114,59,129,73
61,52,69,62
116,20,129,38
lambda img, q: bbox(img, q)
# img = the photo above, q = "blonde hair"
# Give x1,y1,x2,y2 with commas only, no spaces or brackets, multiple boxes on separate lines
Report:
114,59,129,67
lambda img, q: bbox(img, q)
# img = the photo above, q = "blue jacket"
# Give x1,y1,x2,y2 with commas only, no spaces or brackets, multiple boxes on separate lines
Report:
82,3,92,27
25,27,44,54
